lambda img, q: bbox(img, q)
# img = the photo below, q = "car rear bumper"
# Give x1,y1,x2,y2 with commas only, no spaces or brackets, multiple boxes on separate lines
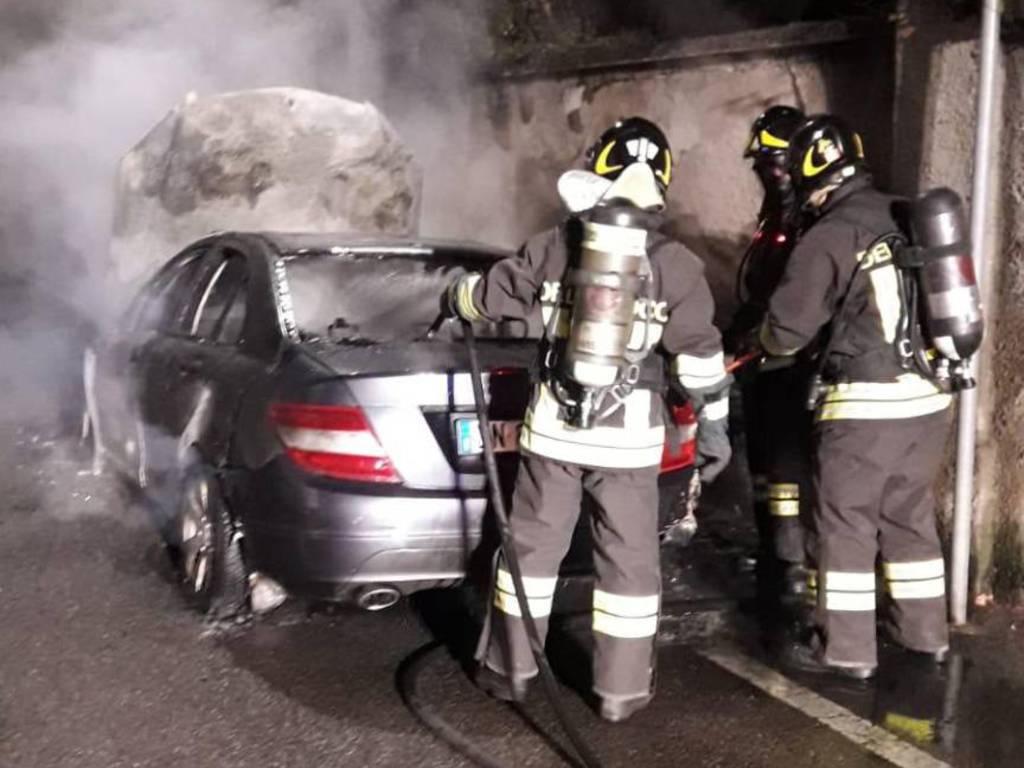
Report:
232,459,693,603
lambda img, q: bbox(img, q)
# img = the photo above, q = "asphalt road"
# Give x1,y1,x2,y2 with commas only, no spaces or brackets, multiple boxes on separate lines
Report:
0,421,1017,768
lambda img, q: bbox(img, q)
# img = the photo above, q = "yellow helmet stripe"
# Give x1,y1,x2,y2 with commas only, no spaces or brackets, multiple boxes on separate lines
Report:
657,148,672,186
594,141,624,176
853,132,865,159
759,129,789,149
803,145,831,178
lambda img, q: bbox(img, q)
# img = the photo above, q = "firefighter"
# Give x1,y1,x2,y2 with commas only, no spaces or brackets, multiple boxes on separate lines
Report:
760,114,953,679
447,117,730,721
728,105,813,599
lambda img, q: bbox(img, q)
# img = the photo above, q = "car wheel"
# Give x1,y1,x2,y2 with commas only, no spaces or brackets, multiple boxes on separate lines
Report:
176,466,249,620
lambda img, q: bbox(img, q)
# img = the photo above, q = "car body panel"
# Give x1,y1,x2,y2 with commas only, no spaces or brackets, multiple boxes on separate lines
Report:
89,232,697,604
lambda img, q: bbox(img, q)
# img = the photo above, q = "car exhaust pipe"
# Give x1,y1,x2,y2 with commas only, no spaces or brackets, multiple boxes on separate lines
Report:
356,585,402,611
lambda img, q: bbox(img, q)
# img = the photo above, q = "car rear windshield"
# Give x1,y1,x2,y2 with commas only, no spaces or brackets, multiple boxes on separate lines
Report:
280,250,539,344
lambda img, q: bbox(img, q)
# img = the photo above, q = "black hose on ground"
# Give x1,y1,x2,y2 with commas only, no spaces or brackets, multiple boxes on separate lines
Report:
461,319,603,768
398,320,603,768
397,641,510,768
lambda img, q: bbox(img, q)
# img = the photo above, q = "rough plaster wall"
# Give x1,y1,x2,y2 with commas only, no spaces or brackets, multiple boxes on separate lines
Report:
896,0,1024,599
478,43,893,323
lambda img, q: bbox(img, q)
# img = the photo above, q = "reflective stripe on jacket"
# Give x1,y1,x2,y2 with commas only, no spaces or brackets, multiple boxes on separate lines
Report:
762,177,952,422
453,217,725,468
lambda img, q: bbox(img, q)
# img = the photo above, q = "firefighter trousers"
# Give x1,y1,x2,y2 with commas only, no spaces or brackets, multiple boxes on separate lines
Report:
477,453,661,702
812,410,952,667
741,361,815,566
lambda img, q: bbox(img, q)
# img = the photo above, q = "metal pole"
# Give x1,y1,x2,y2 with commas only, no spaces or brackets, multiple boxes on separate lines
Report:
951,0,1001,626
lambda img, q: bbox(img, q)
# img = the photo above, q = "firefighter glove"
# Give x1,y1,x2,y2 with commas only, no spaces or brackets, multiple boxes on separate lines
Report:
695,391,731,484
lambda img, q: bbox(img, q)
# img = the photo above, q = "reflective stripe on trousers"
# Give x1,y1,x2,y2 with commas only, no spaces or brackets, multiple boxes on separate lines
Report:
593,589,659,639
884,559,946,600
769,482,800,518
493,568,557,618
477,454,661,699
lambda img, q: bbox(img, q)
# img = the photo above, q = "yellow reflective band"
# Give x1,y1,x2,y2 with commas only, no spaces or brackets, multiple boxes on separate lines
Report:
593,590,660,617
759,129,789,149
888,577,945,600
594,141,624,176
496,568,557,598
592,590,659,638
806,569,818,589
817,375,952,422
770,499,800,517
455,273,485,321
769,483,800,500
853,132,865,159
593,611,659,638
494,590,553,618
826,590,876,612
826,571,875,591
672,352,727,389
883,713,935,745
883,559,945,581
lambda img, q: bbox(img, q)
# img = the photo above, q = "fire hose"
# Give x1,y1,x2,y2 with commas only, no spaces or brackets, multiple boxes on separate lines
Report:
400,331,759,767
399,319,603,768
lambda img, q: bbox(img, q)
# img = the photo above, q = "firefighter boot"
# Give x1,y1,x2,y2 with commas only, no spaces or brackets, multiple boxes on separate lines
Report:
780,633,876,681
475,664,531,703
596,693,653,723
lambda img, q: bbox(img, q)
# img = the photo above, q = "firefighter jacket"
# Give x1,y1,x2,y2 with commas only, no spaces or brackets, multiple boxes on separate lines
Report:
727,200,803,348
453,217,727,469
760,176,952,421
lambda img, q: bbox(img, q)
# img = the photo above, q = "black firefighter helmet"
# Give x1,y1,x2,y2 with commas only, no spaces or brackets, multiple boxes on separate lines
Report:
745,105,805,160
787,114,867,209
585,116,673,195
745,105,805,201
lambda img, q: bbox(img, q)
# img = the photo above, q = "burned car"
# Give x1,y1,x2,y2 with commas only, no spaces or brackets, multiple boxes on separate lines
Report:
84,234,696,616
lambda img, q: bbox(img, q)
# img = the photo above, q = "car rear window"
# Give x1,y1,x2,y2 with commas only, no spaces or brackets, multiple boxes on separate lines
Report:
280,250,538,344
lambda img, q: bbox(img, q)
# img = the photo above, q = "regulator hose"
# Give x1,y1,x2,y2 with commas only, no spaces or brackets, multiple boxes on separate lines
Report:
460,319,603,768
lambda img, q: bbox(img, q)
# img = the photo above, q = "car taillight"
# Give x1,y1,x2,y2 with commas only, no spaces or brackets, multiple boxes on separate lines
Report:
661,404,697,474
269,402,401,484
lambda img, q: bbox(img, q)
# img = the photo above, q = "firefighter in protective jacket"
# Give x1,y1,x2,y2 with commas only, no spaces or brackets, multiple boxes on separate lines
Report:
448,117,730,721
761,115,952,679
729,105,813,598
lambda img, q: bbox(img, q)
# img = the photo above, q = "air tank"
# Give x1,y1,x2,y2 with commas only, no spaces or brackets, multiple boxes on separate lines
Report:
909,188,984,361
565,206,651,394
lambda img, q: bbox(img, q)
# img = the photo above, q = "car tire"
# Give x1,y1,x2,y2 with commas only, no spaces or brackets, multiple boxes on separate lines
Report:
175,465,249,620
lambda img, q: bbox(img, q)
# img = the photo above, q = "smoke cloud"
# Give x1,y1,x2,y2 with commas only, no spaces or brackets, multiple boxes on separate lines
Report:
0,0,497,425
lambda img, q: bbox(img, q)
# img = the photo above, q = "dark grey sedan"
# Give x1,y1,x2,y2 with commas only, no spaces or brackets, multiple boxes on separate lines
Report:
84,233,696,617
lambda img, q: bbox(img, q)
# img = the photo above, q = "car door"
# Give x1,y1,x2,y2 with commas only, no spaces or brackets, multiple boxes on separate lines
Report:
88,250,207,477
139,244,270,484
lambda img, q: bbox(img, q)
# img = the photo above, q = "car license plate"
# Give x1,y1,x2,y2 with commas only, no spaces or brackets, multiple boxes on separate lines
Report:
455,418,520,456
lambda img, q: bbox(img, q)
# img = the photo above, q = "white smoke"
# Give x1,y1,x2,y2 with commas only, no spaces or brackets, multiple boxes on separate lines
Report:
0,0,499,425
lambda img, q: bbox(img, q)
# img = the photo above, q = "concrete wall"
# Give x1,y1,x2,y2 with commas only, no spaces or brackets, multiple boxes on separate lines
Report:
474,35,894,324
894,0,1024,601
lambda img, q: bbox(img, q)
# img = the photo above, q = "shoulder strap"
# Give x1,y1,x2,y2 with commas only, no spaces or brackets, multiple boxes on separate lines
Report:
810,231,905,384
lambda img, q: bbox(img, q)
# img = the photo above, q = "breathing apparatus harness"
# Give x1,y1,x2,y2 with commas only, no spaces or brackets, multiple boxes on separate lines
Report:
805,188,983,410
543,205,661,429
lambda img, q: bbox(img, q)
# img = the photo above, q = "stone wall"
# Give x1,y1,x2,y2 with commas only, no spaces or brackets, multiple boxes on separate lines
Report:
473,32,895,325
894,1,1024,602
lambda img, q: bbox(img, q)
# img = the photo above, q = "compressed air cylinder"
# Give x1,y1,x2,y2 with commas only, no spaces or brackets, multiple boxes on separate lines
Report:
565,206,650,388
909,188,984,361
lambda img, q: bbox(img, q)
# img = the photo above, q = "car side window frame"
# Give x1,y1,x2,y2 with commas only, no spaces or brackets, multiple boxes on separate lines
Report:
188,248,250,346
131,249,208,335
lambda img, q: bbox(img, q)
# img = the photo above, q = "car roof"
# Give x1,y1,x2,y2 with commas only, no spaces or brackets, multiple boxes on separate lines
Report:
249,232,513,259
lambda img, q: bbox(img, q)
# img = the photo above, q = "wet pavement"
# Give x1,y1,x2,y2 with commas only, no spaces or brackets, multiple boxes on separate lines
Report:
1,423,1023,767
